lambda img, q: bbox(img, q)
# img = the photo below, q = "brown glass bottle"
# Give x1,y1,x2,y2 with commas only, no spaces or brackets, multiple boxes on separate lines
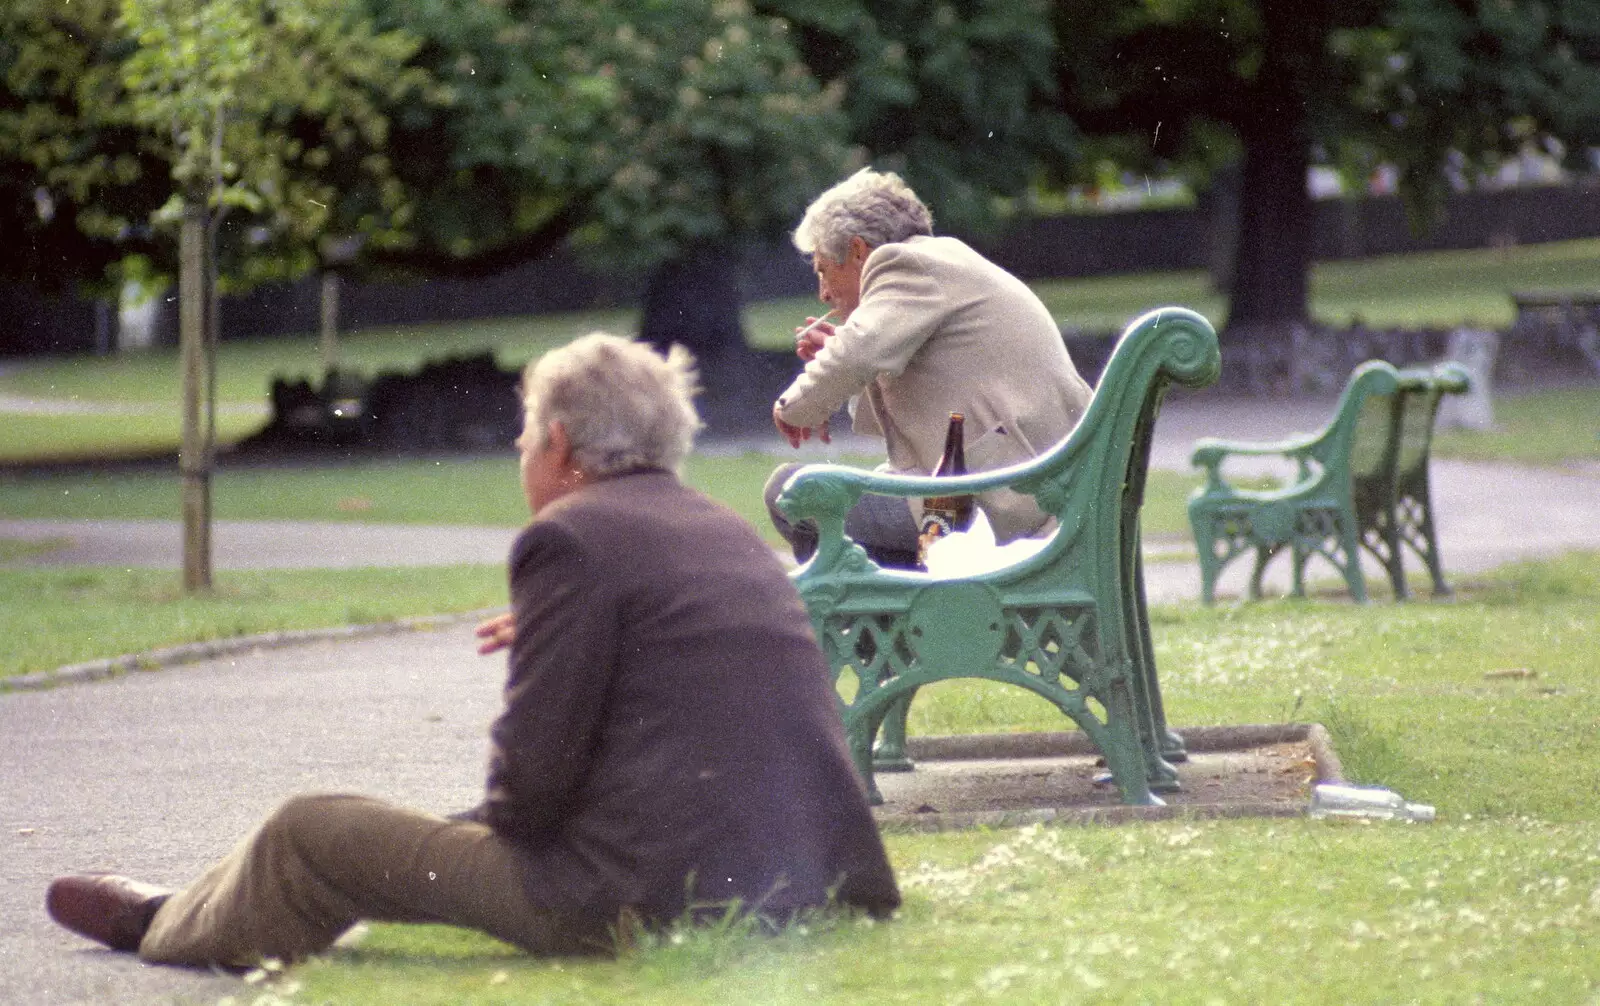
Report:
917,412,976,567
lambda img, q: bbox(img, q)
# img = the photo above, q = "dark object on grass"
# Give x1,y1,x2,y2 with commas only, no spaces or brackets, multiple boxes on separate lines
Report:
239,352,521,456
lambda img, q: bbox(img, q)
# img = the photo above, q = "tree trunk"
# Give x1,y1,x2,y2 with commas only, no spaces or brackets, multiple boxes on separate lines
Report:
638,241,798,438
1204,162,1242,295
179,198,213,592
1225,113,1313,341
320,269,341,374
1215,88,1316,394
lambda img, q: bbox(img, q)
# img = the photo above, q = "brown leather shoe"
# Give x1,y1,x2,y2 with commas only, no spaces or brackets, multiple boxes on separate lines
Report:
46,874,173,953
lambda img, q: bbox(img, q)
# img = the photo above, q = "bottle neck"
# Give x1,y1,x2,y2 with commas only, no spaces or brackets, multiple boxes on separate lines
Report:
937,413,966,476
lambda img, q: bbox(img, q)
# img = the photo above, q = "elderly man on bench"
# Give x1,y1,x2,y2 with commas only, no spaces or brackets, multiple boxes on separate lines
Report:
764,167,1094,569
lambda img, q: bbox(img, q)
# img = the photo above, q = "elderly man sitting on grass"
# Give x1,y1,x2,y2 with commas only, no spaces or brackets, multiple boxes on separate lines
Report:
45,333,899,968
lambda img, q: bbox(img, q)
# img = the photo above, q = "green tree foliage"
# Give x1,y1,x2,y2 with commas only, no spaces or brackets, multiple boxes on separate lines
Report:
340,0,606,277
350,0,850,406
575,1,851,272
0,0,425,296
0,0,164,293
361,0,848,279
756,0,1077,233
1364,0,1600,208
1052,0,1600,342
118,0,426,285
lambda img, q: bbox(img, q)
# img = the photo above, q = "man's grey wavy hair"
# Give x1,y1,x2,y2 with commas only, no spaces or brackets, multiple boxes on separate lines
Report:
521,332,702,477
792,167,934,262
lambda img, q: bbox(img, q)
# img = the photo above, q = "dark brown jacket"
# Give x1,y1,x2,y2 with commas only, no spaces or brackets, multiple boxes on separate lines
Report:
482,470,899,930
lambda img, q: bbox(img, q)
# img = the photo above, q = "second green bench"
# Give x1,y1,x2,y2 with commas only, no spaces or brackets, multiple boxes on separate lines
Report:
1187,360,1470,604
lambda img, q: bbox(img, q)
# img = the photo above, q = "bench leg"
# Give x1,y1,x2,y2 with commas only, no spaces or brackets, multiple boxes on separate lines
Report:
1127,558,1186,766
1144,748,1182,793
1139,673,1187,771
1288,541,1309,598
1199,558,1220,606
1398,485,1452,598
1099,688,1164,806
1360,510,1409,600
1249,545,1277,600
871,690,916,773
1190,509,1252,607
1192,518,1223,606
1339,523,1369,603
1384,512,1409,600
1420,520,1452,598
844,704,887,806
1384,538,1409,600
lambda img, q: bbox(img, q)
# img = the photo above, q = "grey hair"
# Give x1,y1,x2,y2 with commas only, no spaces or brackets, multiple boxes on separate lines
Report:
792,167,934,262
521,332,702,478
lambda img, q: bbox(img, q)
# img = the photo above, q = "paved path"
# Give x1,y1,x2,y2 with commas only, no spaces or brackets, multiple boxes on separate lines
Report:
3,392,1599,1005
1,630,500,1006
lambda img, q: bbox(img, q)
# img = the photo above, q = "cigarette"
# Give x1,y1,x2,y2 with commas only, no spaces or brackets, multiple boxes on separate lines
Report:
794,311,837,342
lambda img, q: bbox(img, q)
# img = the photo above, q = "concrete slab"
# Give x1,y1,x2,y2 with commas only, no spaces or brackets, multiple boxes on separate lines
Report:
875,725,1340,831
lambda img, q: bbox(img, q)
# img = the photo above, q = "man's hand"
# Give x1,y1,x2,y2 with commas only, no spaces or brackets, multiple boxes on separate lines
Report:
794,315,836,363
773,403,830,448
474,611,515,656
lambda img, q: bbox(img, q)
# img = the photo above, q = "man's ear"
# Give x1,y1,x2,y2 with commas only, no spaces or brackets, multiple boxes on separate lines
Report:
546,420,575,467
846,235,872,265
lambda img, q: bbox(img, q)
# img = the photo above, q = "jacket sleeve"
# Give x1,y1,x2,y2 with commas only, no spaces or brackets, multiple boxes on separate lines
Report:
775,244,948,428
483,520,618,843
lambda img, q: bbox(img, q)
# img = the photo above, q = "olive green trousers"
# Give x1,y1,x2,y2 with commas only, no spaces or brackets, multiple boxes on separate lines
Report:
138,793,604,967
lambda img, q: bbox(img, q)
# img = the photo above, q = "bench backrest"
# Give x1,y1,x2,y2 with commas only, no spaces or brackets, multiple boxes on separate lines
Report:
1312,363,1401,483
1343,362,1469,520
1394,363,1470,486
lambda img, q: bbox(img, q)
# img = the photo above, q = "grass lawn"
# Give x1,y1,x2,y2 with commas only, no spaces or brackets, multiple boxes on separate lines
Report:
0,310,639,407
261,552,1600,1005
748,236,1600,338
0,565,508,683
0,409,268,464
290,818,1598,1005
1432,386,1600,466
0,456,533,528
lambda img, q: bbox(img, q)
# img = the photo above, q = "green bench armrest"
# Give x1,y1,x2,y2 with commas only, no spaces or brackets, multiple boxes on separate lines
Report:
1189,434,1323,492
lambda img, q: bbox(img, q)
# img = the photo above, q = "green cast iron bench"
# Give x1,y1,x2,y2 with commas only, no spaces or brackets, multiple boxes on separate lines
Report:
775,308,1221,806
1187,359,1469,605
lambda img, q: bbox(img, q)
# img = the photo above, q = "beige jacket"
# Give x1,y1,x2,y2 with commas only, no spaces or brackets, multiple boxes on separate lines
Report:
775,235,1093,542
